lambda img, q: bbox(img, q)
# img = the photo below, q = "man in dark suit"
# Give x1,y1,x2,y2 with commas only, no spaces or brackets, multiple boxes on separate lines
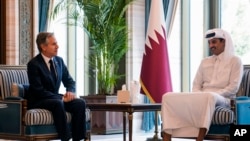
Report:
27,32,87,141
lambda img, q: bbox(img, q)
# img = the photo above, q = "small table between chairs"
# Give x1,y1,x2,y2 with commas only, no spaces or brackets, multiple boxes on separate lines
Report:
86,103,161,141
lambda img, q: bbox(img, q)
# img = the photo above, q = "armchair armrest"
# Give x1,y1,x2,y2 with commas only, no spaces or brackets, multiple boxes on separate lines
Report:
230,98,236,110
0,100,25,134
232,96,250,112
0,98,27,126
234,97,250,125
230,96,249,110
5,96,24,101
230,98,236,124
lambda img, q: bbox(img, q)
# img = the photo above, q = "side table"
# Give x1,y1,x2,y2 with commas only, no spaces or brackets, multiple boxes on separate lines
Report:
86,103,161,141
81,95,124,134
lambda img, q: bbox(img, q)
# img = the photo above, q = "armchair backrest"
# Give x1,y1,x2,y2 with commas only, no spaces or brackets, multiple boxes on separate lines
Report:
236,65,250,97
0,65,29,100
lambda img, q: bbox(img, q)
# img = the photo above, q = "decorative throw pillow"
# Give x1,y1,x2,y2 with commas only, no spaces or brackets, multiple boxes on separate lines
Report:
11,83,28,97
212,106,234,125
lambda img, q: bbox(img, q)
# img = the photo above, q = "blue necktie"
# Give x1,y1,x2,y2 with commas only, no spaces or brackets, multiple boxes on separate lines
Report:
49,59,57,82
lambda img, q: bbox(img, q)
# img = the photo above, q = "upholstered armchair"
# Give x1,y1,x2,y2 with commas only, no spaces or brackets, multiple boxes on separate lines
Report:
161,65,250,141
0,65,91,141
205,65,250,141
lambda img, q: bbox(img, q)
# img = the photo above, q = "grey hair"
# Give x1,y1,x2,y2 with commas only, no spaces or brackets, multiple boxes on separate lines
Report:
36,32,54,52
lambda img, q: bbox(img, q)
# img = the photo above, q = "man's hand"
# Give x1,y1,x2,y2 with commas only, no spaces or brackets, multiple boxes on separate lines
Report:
62,92,76,102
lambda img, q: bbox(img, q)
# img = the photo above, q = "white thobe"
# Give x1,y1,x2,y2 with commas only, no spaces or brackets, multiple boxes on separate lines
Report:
161,92,216,137
193,53,243,100
161,53,243,137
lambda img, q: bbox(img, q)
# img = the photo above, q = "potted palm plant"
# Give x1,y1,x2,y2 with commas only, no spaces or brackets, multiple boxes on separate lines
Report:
51,0,133,95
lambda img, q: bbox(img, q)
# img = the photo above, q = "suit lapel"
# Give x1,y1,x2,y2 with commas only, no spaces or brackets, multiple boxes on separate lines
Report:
38,54,58,86
38,54,50,73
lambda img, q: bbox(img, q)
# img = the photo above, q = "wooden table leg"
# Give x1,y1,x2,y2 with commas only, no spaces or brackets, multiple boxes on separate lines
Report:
123,112,126,141
153,111,159,140
128,112,133,141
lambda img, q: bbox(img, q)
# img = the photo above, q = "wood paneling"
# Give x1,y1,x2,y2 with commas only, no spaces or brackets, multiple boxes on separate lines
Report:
0,0,6,64
0,0,36,65
5,0,19,64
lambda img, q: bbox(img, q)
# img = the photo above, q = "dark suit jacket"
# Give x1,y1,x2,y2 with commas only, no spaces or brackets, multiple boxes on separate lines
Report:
27,53,75,107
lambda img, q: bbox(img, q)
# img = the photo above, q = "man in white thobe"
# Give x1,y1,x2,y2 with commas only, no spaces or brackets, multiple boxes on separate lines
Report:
162,28,243,141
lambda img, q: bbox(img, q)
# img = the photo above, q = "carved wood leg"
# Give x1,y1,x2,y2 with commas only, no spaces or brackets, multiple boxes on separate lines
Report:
162,131,171,141
196,128,207,141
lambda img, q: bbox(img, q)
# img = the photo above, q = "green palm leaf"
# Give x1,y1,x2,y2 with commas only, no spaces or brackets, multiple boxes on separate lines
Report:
51,0,134,94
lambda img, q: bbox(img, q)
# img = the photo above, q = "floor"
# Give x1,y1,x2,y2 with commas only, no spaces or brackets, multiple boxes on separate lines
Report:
0,130,221,141
91,131,160,141
0,132,221,141
90,132,221,141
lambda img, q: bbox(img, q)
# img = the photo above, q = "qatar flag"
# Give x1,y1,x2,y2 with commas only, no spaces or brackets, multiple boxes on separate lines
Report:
140,0,172,103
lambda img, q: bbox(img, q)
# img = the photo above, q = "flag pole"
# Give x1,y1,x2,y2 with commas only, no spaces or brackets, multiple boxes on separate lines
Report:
140,0,172,140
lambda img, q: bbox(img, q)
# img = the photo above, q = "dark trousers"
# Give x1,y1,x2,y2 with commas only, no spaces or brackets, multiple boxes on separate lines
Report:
30,98,86,141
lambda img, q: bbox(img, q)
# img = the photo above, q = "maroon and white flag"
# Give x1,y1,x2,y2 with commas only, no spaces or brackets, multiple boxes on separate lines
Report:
140,0,172,103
